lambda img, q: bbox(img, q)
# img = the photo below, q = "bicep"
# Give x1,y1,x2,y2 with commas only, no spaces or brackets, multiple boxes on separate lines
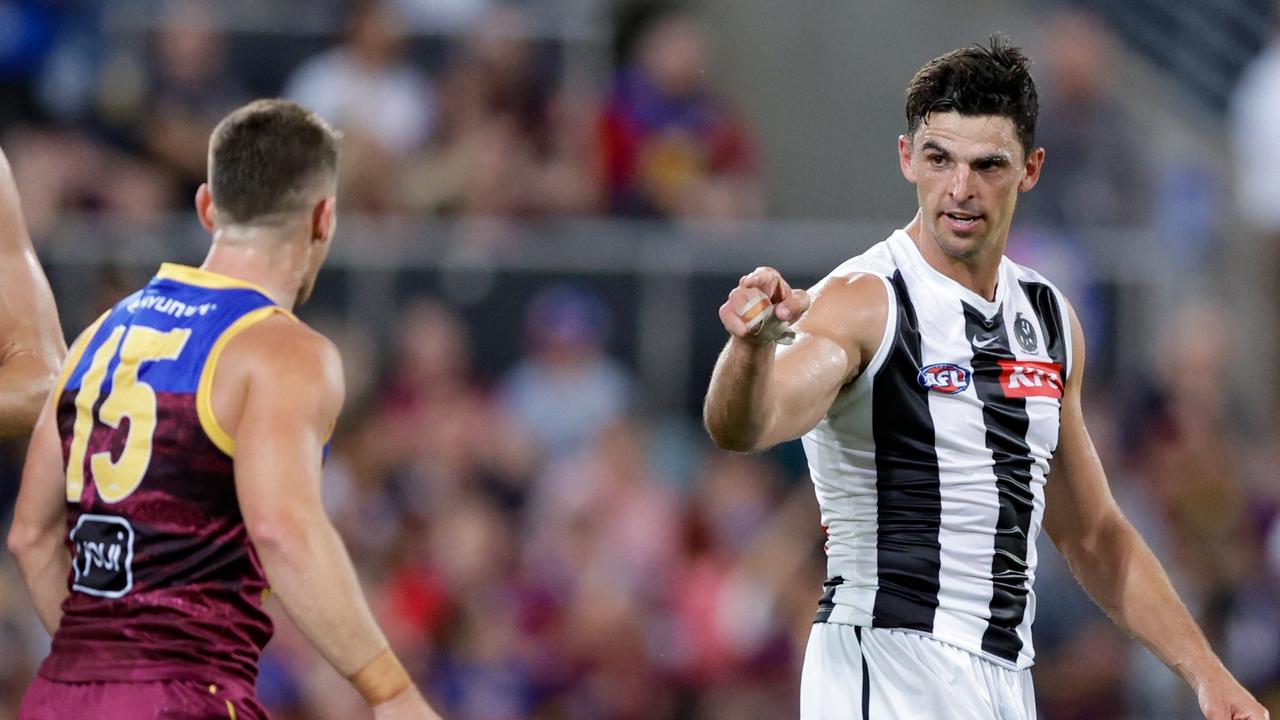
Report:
761,273,887,445
232,335,343,530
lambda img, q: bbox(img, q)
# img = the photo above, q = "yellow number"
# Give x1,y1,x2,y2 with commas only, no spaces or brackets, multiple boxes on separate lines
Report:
66,326,191,503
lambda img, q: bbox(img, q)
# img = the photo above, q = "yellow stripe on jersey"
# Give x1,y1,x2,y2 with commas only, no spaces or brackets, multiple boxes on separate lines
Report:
225,700,238,720
51,311,110,408
195,305,295,457
156,263,279,299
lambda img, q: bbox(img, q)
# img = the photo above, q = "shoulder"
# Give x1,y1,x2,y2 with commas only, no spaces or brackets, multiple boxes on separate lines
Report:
222,314,343,401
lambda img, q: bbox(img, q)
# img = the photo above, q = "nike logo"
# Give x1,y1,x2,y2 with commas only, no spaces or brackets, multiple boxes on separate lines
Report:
971,335,999,348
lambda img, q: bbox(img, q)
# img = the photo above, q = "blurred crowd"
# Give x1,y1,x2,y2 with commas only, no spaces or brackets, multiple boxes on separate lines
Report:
0,1,1277,719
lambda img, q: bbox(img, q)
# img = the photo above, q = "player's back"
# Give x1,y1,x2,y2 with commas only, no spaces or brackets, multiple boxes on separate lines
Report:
40,264,292,689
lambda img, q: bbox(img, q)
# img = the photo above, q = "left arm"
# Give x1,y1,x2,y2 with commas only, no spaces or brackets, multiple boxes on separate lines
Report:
1045,303,1267,720
7,393,71,634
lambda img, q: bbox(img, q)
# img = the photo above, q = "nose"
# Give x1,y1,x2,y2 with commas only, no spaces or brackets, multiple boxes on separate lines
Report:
948,165,976,201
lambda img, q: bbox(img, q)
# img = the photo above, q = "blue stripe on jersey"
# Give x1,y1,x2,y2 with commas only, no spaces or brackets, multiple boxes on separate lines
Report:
61,267,278,397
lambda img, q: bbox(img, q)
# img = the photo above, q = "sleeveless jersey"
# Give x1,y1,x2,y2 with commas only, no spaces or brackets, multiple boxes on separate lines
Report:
39,263,294,689
802,229,1072,670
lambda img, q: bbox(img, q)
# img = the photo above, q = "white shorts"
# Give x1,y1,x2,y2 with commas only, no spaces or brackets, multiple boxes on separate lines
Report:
800,623,1036,720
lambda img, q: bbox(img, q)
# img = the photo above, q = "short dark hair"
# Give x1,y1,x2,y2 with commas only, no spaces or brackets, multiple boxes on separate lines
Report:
208,99,341,226
905,37,1038,155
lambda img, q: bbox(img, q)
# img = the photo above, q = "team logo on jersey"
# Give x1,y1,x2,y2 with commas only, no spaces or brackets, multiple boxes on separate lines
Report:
998,360,1063,399
917,363,971,394
1014,313,1038,353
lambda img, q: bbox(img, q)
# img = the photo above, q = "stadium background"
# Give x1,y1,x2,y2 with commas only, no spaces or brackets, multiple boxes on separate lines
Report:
0,0,1278,718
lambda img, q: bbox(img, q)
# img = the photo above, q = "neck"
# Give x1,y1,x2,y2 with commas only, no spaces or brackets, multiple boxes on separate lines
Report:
905,211,1004,302
200,227,308,310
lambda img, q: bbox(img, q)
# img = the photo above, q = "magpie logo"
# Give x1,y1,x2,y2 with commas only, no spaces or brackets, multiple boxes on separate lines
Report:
1014,313,1038,354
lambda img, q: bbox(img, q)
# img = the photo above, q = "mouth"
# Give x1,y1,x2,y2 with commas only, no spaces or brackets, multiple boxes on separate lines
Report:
942,210,983,232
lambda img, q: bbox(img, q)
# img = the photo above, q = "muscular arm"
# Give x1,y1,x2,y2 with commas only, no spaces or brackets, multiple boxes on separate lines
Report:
224,319,438,716
704,268,886,452
7,395,72,634
1045,305,1266,720
0,146,64,437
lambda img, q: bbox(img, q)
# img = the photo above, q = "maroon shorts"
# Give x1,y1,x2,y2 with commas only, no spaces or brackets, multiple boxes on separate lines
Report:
19,676,269,720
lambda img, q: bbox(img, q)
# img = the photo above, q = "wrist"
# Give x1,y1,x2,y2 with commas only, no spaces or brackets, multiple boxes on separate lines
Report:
349,648,413,707
1173,651,1227,689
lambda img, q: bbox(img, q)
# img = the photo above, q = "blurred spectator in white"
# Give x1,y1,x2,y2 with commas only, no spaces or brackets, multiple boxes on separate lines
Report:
285,0,436,211
400,5,595,217
1020,9,1149,231
393,0,491,34
597,2,762,220
1232,18,1280,239
499,284,635,461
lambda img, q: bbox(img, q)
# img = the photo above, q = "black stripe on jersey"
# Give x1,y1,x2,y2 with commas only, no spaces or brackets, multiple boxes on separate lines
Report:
963,303,1036,663
814,576,843,623
1019,280,1068,368
871,270,942,633
856,626,870,717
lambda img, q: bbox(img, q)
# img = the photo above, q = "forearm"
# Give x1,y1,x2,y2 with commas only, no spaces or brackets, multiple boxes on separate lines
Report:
8,527,69,634
703,337,778,451
253,518,391,680
1063,515,1225,687
0,350,59,438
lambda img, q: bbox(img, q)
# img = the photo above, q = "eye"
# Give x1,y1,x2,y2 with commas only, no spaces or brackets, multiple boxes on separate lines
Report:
927,154,948,168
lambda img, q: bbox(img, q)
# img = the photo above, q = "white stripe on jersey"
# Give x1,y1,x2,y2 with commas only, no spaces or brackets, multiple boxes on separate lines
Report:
802,228,1070,670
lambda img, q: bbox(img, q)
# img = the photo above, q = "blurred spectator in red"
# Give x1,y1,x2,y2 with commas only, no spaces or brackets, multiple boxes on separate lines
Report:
499,285,635,462
598,3,762,220
400,5,595,217
285,0,436,212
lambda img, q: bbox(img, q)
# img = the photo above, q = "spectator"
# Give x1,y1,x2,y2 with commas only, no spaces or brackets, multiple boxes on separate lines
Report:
498,284,635,462
598,3,762,220
285,0,436,211
400,5,595,217
1019,9,1149,231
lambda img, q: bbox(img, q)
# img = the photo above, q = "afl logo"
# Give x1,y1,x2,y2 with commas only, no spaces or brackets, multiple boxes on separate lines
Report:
917,363,971,395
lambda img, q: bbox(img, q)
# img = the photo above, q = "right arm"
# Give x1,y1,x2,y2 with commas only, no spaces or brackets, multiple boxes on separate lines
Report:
222,318,440,719
703,266,887,452
0,145,65,437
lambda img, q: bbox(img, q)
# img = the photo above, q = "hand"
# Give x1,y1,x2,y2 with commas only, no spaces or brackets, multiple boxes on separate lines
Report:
718,266,811,345
372,687,443,720
1196,672,1270,720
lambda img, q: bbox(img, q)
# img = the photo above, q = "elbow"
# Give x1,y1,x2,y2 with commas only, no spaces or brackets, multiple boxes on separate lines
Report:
702,417,765,453
7,520,43,567
244,511,323,569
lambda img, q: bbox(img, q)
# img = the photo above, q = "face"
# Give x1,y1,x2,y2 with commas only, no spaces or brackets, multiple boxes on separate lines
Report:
899,112,1043,264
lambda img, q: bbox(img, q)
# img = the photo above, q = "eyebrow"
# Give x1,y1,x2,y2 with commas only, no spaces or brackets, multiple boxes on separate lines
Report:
920,140,1012,166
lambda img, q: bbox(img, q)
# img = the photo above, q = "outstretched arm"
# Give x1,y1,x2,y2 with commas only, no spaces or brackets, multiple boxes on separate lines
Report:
703,266,886,452
0,146,64,437
1044,304,1267,720
226,318,441,719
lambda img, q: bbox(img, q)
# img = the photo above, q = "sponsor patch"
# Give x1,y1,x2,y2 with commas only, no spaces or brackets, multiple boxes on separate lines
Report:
998,360,1063,399
70,514,135,598
917,363,971,395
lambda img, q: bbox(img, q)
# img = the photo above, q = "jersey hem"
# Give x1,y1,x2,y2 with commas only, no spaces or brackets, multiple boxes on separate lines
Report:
819,602,1033,671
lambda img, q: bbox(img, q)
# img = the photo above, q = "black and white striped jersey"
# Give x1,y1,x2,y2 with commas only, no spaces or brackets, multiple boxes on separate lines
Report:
801,228,1072,670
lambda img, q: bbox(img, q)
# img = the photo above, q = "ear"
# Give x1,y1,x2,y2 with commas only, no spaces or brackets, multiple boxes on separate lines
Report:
898,134,917,184
195,184,216,232
311,196,336,244
1018,147,1046,192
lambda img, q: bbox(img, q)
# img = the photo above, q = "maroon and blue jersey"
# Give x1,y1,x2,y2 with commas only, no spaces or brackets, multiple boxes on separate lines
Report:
39,263,294,689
